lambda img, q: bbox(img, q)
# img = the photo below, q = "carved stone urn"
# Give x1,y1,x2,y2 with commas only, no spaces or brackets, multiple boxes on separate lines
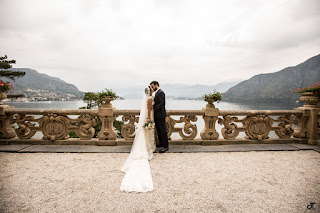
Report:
204,98,217,108
0,91,7,105
101,96,114,107
299,92,320,107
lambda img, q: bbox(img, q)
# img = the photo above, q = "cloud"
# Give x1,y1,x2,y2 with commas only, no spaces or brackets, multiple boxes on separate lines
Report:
0,0,319,91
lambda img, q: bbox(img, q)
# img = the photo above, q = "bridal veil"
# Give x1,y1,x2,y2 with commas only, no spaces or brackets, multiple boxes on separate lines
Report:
120,92,155,192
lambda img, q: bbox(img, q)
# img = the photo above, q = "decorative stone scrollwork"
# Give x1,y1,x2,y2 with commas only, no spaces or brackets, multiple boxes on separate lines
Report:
14,114,37,139
275,114,295,138
165,115,198,140
178,115,198,140
165,116,175,140
243,114,273,140
121,115,139,140
218,115,240,139
75,114,97,140
39,114,70,140
0,114,16,139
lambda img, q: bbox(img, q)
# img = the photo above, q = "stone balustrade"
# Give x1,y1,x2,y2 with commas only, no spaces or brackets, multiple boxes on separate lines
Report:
0,100,319,145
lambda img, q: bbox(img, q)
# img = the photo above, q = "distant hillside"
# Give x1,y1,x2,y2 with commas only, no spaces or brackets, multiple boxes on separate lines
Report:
0,68,84,99
115,81,240,99
225,54,320,102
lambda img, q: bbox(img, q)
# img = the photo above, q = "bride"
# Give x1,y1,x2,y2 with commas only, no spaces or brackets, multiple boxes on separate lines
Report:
120,86,156,192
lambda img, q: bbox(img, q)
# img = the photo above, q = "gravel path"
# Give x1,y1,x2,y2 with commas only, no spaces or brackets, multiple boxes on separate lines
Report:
1,151,319,213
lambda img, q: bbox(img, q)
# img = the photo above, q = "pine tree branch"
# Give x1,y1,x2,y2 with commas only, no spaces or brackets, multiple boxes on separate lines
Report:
0,70,26,80
7,94,24,99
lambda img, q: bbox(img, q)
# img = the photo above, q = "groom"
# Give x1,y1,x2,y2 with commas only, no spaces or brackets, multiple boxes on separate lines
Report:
150,81,169,153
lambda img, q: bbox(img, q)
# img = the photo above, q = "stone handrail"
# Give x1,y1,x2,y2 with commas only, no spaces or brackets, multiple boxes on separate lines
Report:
0,100,319,145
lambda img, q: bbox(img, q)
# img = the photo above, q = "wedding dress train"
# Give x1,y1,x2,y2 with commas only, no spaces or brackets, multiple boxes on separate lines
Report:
120,94,156,192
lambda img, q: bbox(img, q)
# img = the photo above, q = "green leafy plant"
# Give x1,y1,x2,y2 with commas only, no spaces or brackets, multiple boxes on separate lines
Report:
82,89,118,109
202,90,224,102
290,83,320,97
83,92,99,109
98,89,118,99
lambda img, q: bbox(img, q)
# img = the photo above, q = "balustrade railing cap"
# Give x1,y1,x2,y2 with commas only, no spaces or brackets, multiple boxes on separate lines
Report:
204,108,219,117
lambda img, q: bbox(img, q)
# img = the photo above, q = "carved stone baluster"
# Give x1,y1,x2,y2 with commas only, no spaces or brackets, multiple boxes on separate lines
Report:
14,113,37,139
121,115,139,140
218,115,240,139
97,102,117,140
275,114,295,138
38,114,70,140
242,114,273,141
293,109,308,138
293,105,320,144
200,103,219,140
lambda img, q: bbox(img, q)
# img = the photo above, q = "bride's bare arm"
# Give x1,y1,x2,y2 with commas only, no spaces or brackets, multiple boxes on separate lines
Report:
147,98,152,121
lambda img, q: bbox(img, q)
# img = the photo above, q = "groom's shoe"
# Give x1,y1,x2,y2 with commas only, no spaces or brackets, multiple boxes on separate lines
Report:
159,147,169,153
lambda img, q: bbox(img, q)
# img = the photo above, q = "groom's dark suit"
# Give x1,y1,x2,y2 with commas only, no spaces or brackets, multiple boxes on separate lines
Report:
153,89,168,149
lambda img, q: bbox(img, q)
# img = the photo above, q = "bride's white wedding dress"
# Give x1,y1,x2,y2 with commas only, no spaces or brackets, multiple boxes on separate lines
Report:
120,93,156,193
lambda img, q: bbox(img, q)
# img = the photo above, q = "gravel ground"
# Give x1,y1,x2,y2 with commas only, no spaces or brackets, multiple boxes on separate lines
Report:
0,151,319,213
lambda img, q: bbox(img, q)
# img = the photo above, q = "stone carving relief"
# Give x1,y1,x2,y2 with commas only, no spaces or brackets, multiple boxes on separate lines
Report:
75,114,97,140
39,114,70,140
218,115,240,139
275,114,295,138
243,114,273,140
121,115,139,140
165,115,198,140
14,114,37,139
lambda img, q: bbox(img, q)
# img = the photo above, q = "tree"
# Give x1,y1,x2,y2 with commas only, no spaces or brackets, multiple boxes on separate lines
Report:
0,55,25,98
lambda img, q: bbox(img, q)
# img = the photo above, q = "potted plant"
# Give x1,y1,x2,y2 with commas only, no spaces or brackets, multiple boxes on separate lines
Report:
291,83,320,106
98,89,118,106
202,90,223,104
0,80,14,102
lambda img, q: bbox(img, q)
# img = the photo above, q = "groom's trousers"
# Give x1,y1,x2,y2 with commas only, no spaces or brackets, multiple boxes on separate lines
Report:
154,117,169,148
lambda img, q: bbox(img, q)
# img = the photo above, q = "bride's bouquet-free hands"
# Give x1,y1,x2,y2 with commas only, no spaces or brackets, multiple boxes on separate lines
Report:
143,121,155,130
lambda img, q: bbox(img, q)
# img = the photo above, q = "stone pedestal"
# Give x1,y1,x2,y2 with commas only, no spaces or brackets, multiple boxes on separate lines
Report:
293,103,320,145
97,99,117,140
305,107,320,145
200,102,219,140
0,104,16,139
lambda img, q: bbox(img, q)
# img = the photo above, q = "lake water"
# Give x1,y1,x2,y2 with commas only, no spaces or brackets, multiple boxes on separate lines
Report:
4,99,303,110
4,99,304,139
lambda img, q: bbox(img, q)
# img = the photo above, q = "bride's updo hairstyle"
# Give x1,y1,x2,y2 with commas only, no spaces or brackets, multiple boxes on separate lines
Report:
144,86,151,96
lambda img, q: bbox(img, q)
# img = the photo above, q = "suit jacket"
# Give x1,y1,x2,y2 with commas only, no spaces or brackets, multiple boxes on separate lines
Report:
153,89,167,119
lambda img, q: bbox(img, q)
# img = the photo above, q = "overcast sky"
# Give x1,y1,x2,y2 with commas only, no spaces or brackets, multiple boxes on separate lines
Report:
1,0,320,92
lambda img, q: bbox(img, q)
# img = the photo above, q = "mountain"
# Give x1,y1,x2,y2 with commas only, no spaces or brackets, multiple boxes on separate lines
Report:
225,54,320,102
115,81,240,99
0,68,84,100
